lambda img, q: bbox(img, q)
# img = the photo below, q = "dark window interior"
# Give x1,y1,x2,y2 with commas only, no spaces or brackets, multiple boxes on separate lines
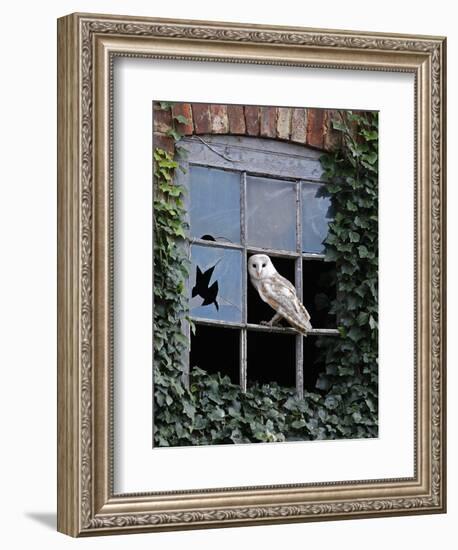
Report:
303,337,326,392
247,331,296,387
189,257,336,389
190,325,239,384
189,323,327,391
302,260,336,329
247,256,295,325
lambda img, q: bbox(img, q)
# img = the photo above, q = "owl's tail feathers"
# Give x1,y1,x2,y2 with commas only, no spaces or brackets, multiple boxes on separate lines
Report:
289,318,312,337
282,302,312,336
297,303,313,336
300,324,312,337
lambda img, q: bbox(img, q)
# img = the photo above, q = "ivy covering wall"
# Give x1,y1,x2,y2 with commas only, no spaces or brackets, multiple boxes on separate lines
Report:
153,106,378,446
315,111,379,438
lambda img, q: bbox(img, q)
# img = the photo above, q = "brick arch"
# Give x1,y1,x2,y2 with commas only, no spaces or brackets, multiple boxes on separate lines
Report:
153,103,343,155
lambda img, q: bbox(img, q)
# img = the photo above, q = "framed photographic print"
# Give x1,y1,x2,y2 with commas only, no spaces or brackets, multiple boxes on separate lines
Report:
57,13,446,536
152,101,377,447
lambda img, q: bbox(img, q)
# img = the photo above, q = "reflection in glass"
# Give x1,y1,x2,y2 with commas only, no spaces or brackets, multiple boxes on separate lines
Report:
189,166,241,244
246,176,296,251
302,183,333,253
190,244,242,323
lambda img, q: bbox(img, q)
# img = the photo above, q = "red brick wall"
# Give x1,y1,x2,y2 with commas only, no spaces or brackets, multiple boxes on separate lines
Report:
153,103,343,155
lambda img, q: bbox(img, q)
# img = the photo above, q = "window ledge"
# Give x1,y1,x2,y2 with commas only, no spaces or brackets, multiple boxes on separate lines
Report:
247,323,339,336
190,317,339,336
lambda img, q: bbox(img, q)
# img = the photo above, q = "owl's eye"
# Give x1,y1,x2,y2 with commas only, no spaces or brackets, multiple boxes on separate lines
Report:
262,263,266,268
252,263,257,268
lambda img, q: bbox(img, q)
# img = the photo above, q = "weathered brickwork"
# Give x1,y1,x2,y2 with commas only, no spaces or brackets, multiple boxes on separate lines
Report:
171,103,193,135
153,102,345,152
244,105,261,136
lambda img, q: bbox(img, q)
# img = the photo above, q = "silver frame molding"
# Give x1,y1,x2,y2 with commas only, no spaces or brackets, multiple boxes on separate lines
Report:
57,12,446,537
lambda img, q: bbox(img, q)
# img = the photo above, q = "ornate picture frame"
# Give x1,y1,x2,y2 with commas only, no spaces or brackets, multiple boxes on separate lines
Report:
57,13,446,536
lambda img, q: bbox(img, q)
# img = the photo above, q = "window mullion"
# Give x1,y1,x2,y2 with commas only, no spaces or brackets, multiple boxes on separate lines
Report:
295,181,304,398
240,171,248,393
177,161,191,389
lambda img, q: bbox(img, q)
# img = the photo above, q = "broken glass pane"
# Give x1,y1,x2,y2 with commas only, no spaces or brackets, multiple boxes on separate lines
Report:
190,244,242,323
247,330,296,387
301,182,333,253
189,165,241,244
190,325,240,384
246,176,296,251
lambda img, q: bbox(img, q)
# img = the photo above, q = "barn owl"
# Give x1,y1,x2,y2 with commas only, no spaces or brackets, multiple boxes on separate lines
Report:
248,254,312,336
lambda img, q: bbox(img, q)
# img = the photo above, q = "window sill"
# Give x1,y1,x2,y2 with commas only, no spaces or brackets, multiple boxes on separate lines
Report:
190,317,339,336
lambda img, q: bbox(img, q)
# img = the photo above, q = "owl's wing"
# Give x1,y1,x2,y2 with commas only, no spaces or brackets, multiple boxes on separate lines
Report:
260,274,312,335
275,273,297,294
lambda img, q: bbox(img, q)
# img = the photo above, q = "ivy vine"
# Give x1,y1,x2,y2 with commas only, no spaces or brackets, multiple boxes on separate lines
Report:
153,147,190,391
153,105,378,446
316,111,379,437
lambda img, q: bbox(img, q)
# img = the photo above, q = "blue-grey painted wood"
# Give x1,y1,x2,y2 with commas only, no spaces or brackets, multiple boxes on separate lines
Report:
177,135,326,182
295,181,304,398
240,173,248,393
191,317,339,336
173,163,191,386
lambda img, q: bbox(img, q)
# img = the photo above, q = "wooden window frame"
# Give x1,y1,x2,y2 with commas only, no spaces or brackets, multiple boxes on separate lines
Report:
176,134,339,396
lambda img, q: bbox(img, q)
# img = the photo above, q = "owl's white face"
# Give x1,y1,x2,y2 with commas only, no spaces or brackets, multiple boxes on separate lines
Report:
248,254,276,280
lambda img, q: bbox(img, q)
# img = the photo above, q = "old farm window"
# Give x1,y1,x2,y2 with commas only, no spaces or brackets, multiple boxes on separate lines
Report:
177,135,339,397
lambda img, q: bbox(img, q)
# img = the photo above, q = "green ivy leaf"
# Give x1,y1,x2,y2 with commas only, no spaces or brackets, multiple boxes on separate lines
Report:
363,151,378,165
352,411,362,423
165,394,173,406
360,129,378,141
159,101,174,111
324,396,339,410
357,311,369,325
291,419,307,429
347,326,364,342
208,407,226,421
348,231,360,243
173,114,190,125
324,247,338,262
183,401,196,419
166,128,184,141
357,245,370,258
